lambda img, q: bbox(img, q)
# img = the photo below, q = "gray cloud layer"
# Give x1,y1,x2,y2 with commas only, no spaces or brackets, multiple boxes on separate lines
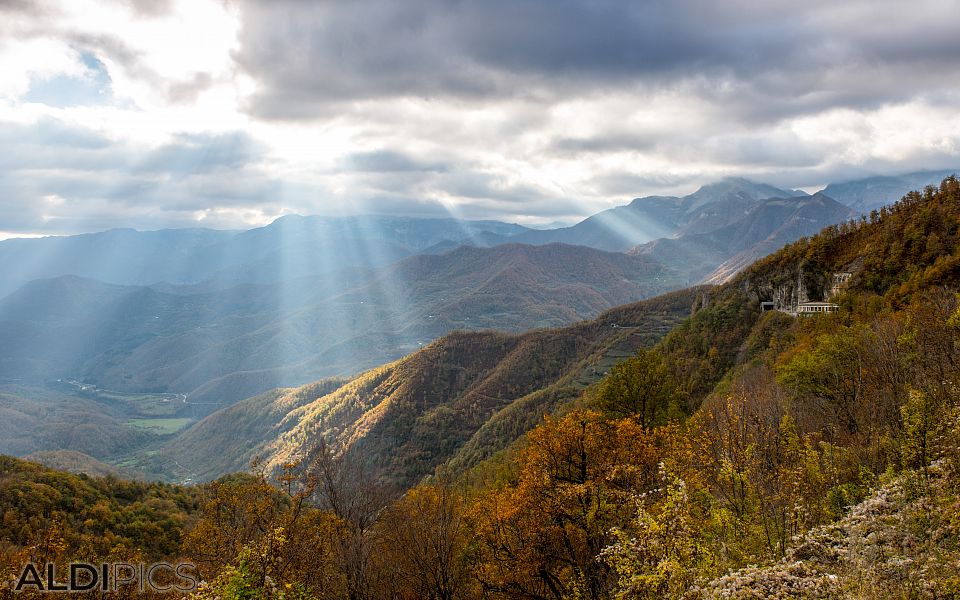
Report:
235,0,960,120
0,119,287,232
0,0,959,234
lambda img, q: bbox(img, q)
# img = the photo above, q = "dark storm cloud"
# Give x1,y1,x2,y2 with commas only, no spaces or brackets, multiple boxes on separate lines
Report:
233,0,960,121
4,0,960,234
233,0,749,110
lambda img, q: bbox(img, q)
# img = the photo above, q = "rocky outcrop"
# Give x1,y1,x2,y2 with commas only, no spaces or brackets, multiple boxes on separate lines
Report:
692,462,960,599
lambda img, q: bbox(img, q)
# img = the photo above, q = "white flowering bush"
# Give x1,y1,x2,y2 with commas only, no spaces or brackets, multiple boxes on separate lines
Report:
692,460,960,599
602,466,716,599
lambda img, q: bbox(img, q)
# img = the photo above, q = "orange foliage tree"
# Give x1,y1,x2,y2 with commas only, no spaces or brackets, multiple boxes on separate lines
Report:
470,410,661,599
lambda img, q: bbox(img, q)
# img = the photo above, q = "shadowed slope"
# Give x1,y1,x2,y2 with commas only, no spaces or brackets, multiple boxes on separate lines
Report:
0,243,678,411
632,192,854,284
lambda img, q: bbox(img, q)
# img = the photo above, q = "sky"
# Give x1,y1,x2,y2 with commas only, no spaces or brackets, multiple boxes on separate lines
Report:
1,0,959,236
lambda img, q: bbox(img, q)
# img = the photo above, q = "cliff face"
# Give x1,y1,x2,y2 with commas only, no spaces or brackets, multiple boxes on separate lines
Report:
735,264,828,313
733,246,871,314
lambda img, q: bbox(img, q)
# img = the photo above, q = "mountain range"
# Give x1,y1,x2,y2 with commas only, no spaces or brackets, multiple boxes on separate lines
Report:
0,169,956,467
821,169,958,212
0,243,677,410
128,174,960,486
645,192,855,284
4,175,959,600
510,179,803,252
0,216,530,298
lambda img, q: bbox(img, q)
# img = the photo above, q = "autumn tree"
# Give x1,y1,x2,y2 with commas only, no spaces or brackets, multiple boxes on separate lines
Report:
595,349,681,428
903,289,960,401
776,327,865,437
691,367,852,561
306,441,398,600
183,472,288,573
471,411,660,599
184,462,343,599
899,291,960,473
380,483,475,600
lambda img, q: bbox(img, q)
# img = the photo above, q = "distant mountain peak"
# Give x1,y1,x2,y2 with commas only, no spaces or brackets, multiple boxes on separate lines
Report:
626,194,679,208
821,168,959,213
689,177,793,201
718,175,763,186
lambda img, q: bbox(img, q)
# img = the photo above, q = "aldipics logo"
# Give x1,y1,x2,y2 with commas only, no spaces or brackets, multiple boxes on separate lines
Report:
11,562,199,593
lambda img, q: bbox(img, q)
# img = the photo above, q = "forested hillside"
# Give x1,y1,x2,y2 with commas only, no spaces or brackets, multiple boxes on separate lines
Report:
0,456,202,567
137,289,697,483
3,178,960,599
180,176,960,598
0,174,916,457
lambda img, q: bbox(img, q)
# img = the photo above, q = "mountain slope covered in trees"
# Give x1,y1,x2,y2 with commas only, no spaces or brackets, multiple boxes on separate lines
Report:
144,177,960,491
138,289,697,483
2,179,960,599
434,176,960,599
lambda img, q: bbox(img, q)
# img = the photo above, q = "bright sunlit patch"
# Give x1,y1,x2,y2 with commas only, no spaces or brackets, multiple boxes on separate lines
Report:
191,206,285,229
0,0,247,144
41,194,65,207
0,37,87,100
54,0,241,109
0,231,50,241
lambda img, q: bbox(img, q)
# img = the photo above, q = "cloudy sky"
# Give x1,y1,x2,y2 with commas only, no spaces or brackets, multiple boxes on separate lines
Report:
1,0,958,236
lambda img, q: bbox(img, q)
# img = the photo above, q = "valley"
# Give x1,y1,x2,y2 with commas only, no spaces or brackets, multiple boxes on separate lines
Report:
1,171,956,483
3,177,959,599
0,242,681,412
0,380,198,473
132,288,698,483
